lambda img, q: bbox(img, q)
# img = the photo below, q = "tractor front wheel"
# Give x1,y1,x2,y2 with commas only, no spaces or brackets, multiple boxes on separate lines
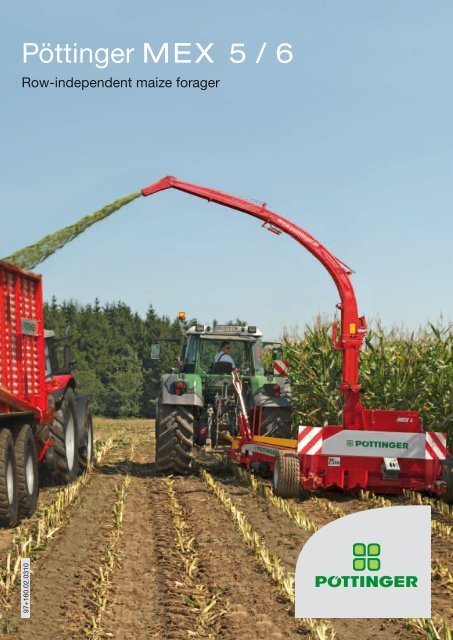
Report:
155,406,194,475
49,388,79,484
273,451,300,499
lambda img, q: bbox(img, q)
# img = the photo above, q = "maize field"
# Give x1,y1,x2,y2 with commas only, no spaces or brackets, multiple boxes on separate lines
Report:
283,320,452,446
0,419,450,640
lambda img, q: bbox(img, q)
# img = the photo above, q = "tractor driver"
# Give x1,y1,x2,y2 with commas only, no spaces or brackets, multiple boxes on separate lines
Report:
213,341,236,368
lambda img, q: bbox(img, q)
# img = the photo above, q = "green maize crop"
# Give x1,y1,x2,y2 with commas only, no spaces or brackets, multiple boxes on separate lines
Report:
283,319,452,446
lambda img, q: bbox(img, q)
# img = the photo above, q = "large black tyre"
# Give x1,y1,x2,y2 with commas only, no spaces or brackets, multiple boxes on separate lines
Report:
78,408,94,472
272,451,300,498
155,406,194,474
260,407,293,438
13,424,38,519
0,429,18,527
49,388,79,484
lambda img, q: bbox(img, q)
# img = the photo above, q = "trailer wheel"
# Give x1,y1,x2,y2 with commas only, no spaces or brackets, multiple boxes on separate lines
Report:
273,451,300,499
155,406,194,474
13,424,38,519
78,409,94,472
0,429,18,527
260,407,292,439
49,388,79,484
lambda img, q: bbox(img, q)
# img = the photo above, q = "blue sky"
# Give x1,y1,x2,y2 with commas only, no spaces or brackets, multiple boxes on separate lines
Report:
1,1,452,339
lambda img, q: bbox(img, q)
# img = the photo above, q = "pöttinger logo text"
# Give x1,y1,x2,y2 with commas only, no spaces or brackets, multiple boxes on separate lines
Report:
315,543,418,589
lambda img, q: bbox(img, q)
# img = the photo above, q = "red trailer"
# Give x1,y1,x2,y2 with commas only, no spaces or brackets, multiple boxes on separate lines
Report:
0,261,93,527
141,177,451,500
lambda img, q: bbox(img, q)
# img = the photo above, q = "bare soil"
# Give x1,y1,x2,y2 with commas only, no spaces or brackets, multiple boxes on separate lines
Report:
0,419,451,639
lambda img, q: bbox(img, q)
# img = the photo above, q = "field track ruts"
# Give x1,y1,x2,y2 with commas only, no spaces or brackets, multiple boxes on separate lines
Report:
3,440,131,638
102,441,301,639
0,428,128,563
176,475,302,639
102,444,162,639
1,420,451,639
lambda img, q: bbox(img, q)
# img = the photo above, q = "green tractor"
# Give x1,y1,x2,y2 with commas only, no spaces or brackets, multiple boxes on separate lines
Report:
154,324,292,474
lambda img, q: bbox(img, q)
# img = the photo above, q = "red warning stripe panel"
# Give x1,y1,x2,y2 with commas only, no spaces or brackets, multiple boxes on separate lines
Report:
297,426,323,455
425,441,437,461
425,432,447,460
298,426,312,443
273,359,289,376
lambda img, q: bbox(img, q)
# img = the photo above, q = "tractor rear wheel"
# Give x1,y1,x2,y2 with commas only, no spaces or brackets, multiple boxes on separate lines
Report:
0,429,19,527
13,424,38,519
273,451,300,498
155,406,194,474
49,388,79,484
78,409,94,472
260,407,292,439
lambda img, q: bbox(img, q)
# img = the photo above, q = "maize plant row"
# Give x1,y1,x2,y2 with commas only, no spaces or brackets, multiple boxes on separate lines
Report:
408,616,452,640
359,490,451,539
0,436,117,606
431,520,452,538
166,477,225,638
201,469,336,640
309,495,347,519
403,490,453,520
358,489,393,508
233,466,319,535
84,443,134,639
431,558,453,593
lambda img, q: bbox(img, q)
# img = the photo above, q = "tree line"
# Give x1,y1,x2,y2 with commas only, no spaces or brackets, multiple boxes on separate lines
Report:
44,298,188,418
44,299,451,444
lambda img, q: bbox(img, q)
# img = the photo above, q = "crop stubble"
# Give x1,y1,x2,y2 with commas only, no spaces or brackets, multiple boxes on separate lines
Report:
0,420,451,640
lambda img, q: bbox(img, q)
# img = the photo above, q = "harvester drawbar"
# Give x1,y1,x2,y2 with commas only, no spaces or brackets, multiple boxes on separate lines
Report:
142,176,450,500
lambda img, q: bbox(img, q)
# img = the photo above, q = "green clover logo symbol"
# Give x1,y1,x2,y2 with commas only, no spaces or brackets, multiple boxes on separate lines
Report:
353,543,381,571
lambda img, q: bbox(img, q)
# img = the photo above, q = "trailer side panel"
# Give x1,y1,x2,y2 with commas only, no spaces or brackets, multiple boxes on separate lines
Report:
0,261,45,414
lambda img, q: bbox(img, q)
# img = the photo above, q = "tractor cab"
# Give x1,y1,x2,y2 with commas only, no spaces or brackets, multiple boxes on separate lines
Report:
180,325,271,410
182,324,264,377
